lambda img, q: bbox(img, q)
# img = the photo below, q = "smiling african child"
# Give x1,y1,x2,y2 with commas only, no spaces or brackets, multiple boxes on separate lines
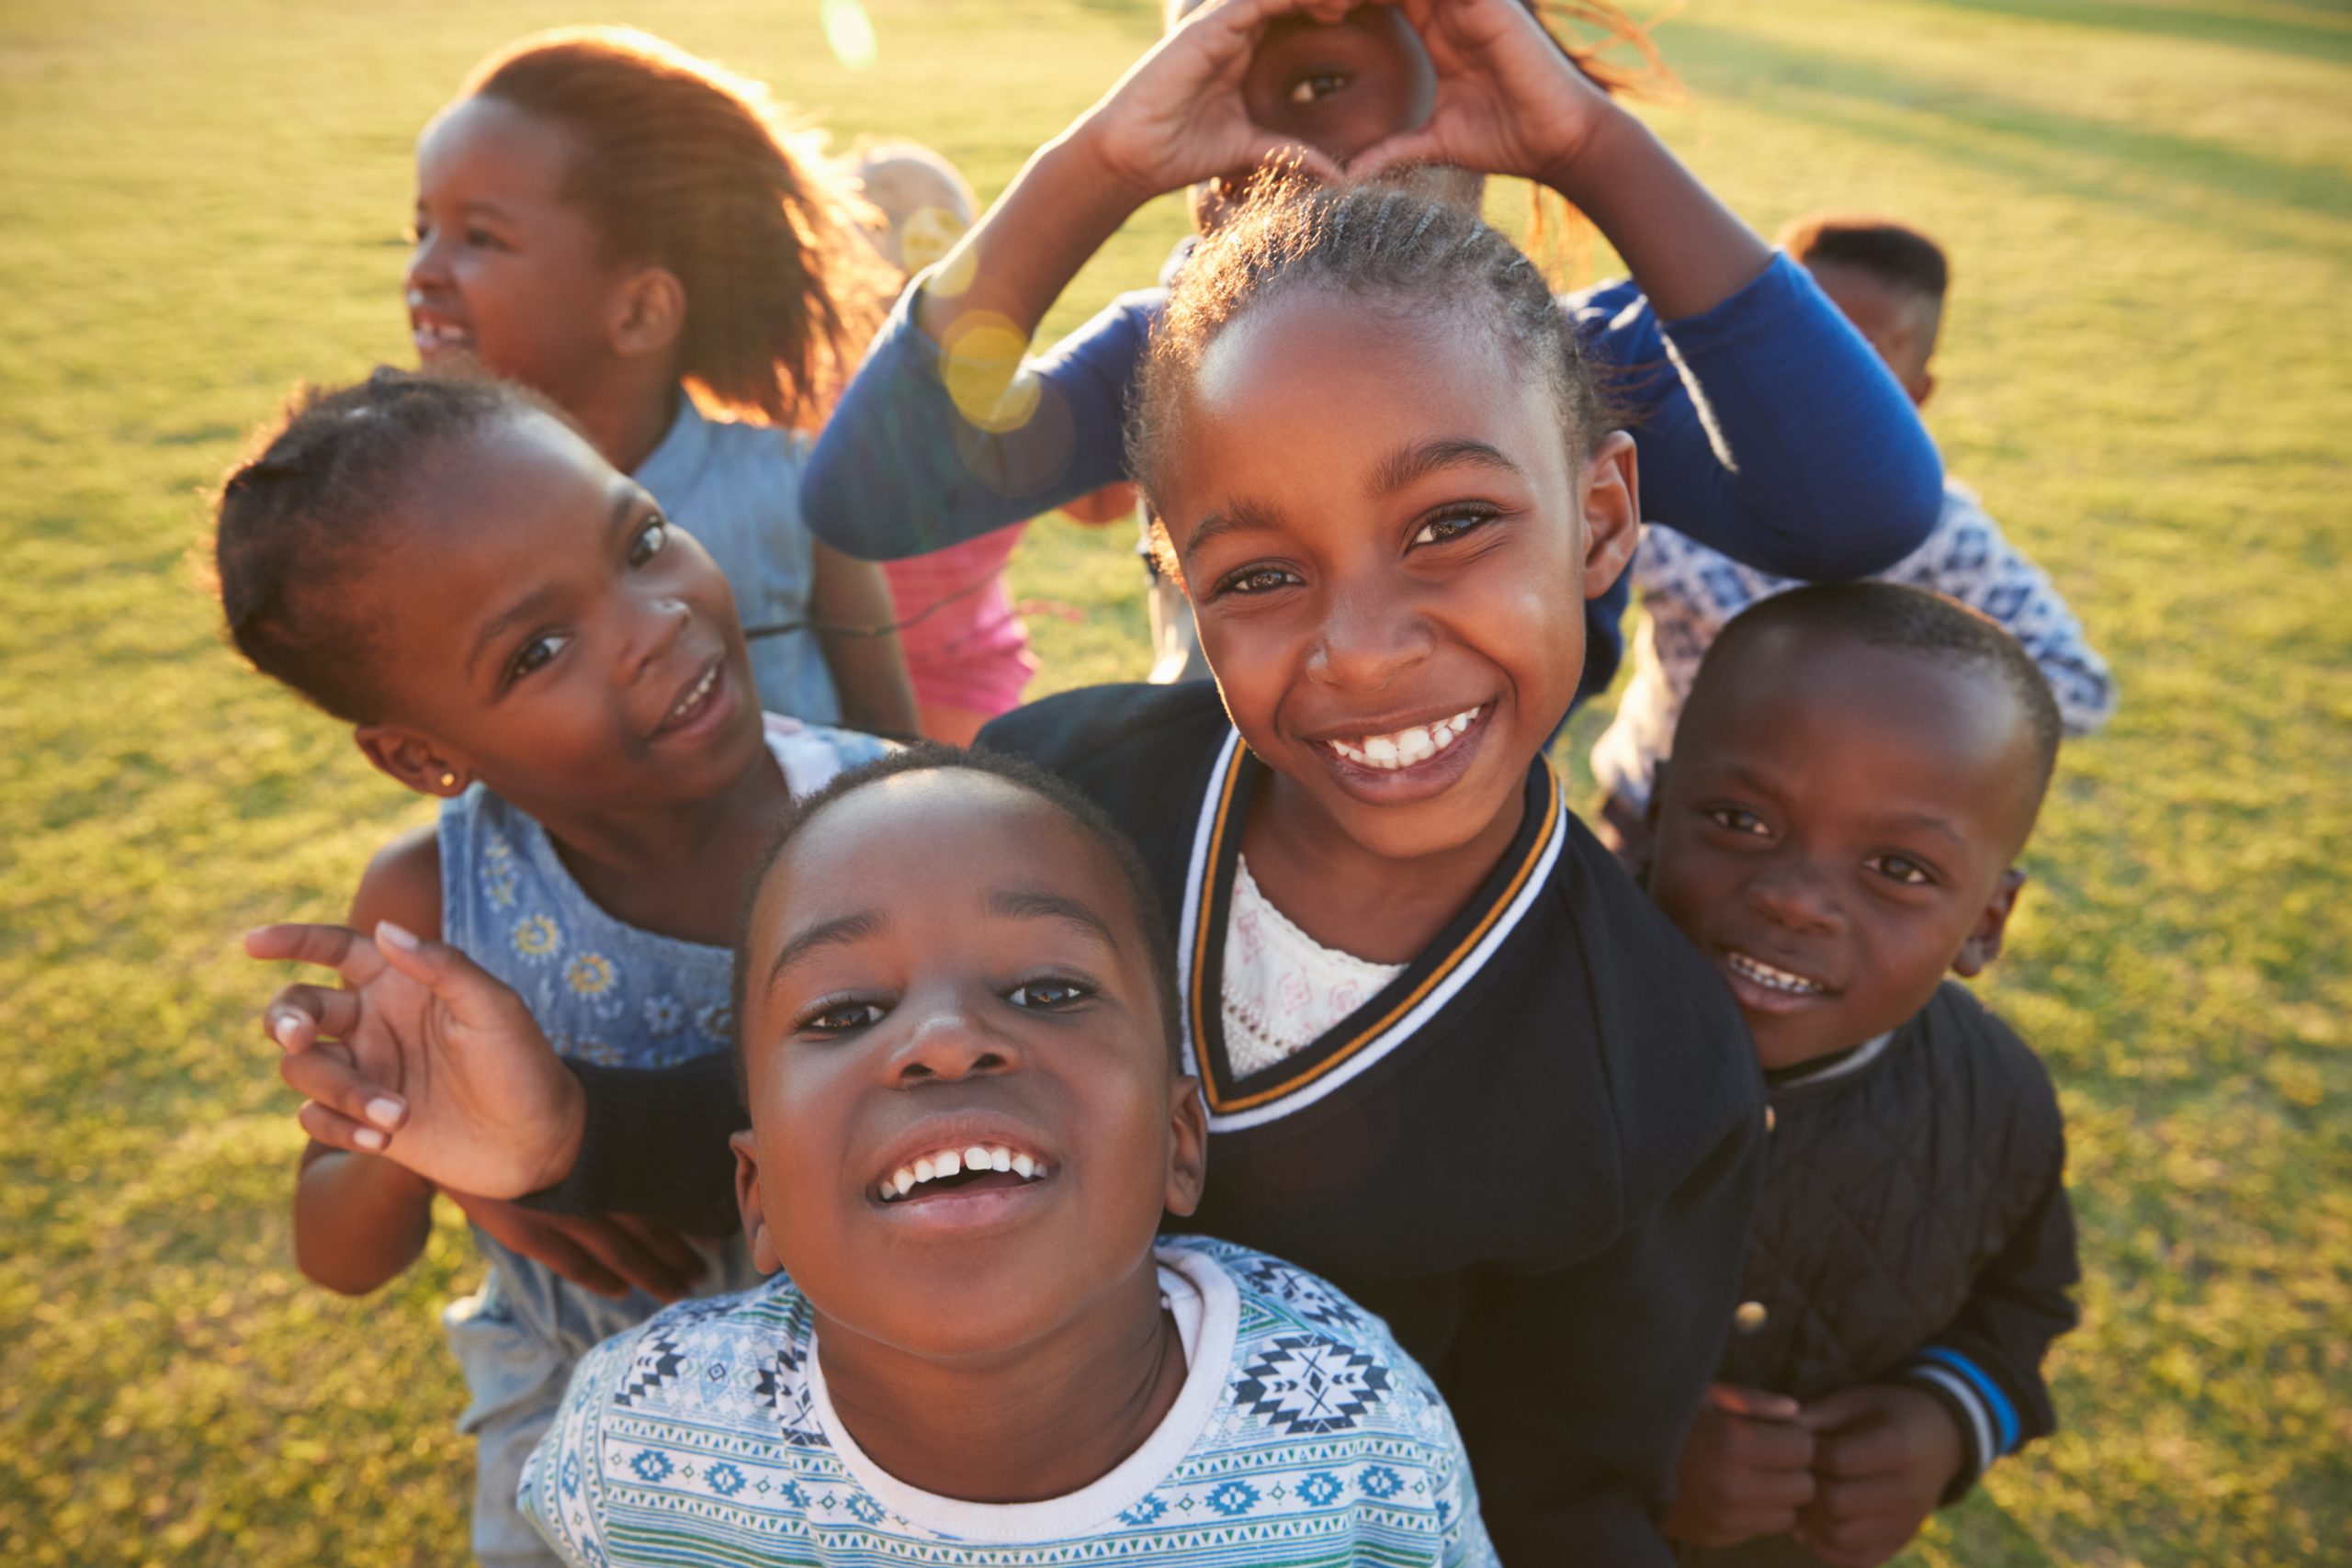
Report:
521,750,1497,1565
1644,584,2080,1568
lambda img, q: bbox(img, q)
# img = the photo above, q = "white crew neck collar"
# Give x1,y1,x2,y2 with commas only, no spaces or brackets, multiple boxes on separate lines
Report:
804,1244,1238,1544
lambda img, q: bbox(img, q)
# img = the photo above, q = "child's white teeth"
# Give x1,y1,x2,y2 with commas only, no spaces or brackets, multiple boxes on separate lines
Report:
1327,705,1484,771
1726,952,1827,995
878,1144,1050,1201
668,666,717,721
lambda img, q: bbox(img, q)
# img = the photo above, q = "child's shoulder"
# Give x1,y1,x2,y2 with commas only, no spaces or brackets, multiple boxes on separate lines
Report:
1158,1236,1467,1452
978,681,1228,788
570,1274,823,1433
353,823,442,940
1908,981,2064,1134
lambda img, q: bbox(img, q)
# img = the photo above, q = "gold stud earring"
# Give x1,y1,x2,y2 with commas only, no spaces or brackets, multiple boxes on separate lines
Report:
439,772,458,790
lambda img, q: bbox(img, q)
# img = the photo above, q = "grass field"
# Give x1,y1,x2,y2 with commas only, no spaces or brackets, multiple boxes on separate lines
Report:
3,0,2346,1562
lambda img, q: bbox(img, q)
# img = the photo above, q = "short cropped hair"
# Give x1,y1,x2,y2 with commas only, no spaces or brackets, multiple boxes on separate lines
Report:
212,368,559,723
1699,582,2064,796
1777,212,1950,305
729,746,1183,1103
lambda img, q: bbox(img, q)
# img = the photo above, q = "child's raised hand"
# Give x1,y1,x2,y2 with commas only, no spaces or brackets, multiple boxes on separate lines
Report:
248,919,585,1200
1659,1382,1817,1548
1079,0,1352,202
1350,0,1622,187
1792,1383,1964,1567
443,1191,709,1303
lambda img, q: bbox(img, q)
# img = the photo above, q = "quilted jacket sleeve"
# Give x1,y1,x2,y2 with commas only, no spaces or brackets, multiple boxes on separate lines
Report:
1894,1152,2080,1498
519,1054,744,1234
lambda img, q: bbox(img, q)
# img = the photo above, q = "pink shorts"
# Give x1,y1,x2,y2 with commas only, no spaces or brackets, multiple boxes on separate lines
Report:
882,524,1035,717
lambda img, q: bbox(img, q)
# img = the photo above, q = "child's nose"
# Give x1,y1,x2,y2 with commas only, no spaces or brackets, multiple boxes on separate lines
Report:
1310,585,1434,690
618,596,691,684
1745,863,1843,934
886,1001,1022,1085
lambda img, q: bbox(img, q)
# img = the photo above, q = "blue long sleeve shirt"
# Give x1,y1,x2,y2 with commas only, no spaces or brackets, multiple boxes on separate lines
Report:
801,254,1943,697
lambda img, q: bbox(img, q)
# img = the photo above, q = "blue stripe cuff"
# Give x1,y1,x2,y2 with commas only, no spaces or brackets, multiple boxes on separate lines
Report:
1915,1347,2020,1454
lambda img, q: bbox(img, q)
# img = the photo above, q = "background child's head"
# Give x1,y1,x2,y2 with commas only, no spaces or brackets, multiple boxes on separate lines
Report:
1778,211,1949,408
1167,0,1663,239
1128,181,1636,863
214,369,767,814
407,26,878,431
728,747,1203,1360
1647,583,2061,1070
845,140,978,281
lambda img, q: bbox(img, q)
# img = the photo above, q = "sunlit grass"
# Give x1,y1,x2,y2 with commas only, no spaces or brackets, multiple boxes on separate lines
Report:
1,0,2344,1562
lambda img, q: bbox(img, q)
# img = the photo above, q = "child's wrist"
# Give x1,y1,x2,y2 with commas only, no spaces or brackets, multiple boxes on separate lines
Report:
1535,99,1642,203
1051,118,1160,220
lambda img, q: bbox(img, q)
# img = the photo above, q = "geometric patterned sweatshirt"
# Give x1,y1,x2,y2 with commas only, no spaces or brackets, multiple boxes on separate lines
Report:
522,1236,1498,1567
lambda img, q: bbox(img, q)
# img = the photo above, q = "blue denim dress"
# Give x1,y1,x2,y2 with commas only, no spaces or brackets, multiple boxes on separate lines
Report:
636,397,845,726
437,716,888,1564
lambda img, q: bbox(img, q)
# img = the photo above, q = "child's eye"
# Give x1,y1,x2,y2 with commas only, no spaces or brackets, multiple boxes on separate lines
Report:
1007,976,1093,1010
1865,853,1936,887
800,999,885,1033
505,631,572,685
1703,805,1771,838
628,517,669,568
1289,71,1351,105
1214,565,1302,598
1411,507,1498,547
465,227,504,250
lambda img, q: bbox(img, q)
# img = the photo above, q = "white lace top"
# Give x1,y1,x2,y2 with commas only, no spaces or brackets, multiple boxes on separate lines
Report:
1221,856,1406,1078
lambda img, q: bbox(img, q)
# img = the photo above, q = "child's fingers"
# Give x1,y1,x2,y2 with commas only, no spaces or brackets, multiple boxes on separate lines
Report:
294,1098,395,1156
503,1225,630,1301
1344,128,1447,183
244,921,386,986
612,1214,716,1284
1706,1382,1803,1422
280,1047,407,1142
1814,1420,1905,1480
263,984,358,1051
1807,1472,1911,1524
1727,1414,1816,1473
372,919,523,1025
569,1219,696,1303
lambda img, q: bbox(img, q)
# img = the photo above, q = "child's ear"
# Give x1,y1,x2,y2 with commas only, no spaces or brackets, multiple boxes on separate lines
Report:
1953,866,2026,977
731,1129,781,1275
1909,367,1938,410
1578,430,1641,602
609,266,686,361
1162,1076,1209,1219
354,726,469,799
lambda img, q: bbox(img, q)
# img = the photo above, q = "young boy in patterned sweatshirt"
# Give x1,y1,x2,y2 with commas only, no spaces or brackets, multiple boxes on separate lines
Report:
521,750,1496,1566
1645,583,2080,1567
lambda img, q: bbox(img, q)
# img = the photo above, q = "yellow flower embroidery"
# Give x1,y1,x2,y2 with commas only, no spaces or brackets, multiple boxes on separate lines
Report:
567,953,616,997
512,915,560,958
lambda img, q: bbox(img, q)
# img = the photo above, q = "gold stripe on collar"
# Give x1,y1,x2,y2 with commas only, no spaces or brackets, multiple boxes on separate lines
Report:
1196,756,1562,1115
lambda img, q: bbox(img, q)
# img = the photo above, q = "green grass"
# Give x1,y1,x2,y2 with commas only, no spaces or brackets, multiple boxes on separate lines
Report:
1,0,2345,1561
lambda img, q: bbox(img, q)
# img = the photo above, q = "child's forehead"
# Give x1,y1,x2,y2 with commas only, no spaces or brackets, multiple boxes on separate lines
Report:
1685,630,2033,814
755,773,1125,937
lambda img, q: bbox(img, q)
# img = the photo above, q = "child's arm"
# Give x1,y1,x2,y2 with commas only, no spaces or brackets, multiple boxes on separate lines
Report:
808,540,920,735
798,0,1350,561
288,829,444,1294
1357,0,1943,581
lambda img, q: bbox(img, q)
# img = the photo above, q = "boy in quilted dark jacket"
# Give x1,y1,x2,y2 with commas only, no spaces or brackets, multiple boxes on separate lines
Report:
1644,582,2080,1567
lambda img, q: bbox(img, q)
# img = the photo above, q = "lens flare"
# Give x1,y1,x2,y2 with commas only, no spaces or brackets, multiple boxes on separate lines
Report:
822,0,879,72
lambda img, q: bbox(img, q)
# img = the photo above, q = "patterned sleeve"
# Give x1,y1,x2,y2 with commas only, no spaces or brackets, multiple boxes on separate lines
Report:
520,1332,634,1567
1896,490,2118,735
